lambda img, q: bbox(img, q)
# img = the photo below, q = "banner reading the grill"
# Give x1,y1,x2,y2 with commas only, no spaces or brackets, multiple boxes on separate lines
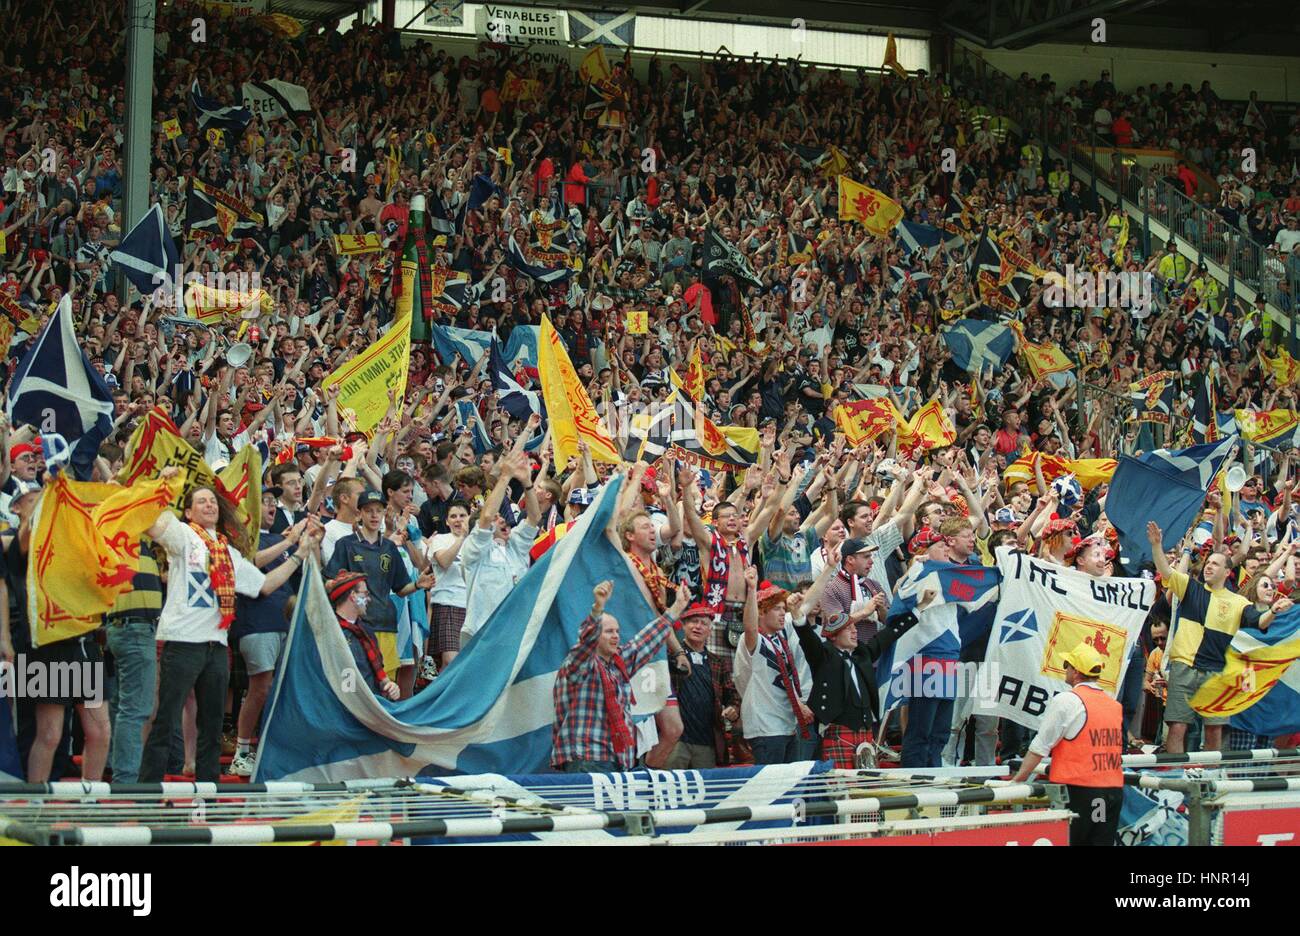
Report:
982,546,1154,729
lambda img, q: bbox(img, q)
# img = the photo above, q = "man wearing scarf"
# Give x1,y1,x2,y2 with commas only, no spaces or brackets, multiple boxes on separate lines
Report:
139,478,314,783
552,579,690,773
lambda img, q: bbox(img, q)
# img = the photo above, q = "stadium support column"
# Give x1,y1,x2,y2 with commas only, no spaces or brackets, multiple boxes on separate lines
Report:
121,0,157,302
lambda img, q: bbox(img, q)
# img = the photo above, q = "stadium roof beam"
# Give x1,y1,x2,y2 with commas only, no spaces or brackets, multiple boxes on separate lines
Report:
942,0,1169,49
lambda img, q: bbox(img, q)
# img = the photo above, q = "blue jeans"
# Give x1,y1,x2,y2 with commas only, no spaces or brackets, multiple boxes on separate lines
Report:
901,697,954,768
105,619,157,784
750,735,799,765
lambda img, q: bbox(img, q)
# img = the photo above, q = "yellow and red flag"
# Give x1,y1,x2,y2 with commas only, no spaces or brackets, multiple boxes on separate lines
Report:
882,32,908,79
27,474,180,646
1007,320,1074,380
1259,347,1300,386
837,175,903,237
896,398,957,452
684,345,706,401
332,233,384,256
539,315,621,464
834,397,902,446
1002,451,1116,493
1234,408,1300,447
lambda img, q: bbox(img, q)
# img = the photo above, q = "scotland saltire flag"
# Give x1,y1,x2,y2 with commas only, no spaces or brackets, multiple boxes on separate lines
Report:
430,323,492,367
455,399,493,455
876,561,1001,713
507,233,574,284
567,10,636,47
189,79,252,131
942,319,1013,373
109,203,179,295
7,295,114,481
898,220,942,260
489,338,543,422
467,174,505,215
255,476,668,780
503,324,540,371
888,265,932,294
1107,436,1236,571
1206,314,1231,352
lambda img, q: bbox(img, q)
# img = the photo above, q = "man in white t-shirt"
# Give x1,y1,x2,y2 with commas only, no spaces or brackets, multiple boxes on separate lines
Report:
138,475,314,782
321,476,364,565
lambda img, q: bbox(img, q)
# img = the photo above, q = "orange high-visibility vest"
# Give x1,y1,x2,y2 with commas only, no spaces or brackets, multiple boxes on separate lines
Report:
1047,685,1124,788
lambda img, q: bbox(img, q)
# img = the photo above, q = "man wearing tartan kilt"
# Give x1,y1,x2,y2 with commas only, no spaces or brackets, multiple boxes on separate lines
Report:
793,601,927,770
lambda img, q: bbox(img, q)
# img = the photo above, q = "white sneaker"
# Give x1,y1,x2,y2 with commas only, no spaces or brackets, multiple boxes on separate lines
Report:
228,751,256,777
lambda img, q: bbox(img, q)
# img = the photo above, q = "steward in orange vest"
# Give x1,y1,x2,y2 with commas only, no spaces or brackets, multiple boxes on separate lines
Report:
1012,642,1124,846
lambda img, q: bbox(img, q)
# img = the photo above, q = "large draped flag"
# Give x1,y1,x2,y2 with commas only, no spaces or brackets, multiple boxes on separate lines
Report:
1107,436,1236,571
110,203,179,296
877,561,1001,714
1128,370,1177,426
896,397,956,453
254,476,668,779
982,546,1155,729
1006,320,1074,379
942,319,1014,373
117,405,263,557
539,315,620,464
7,294,114,481
837,176,903,236
1002,451,1116,493
834,397,902,446
1189,606,1300,727
1234,408,1300,449
321,310,412,433
183,280,274,323
26,473,180,647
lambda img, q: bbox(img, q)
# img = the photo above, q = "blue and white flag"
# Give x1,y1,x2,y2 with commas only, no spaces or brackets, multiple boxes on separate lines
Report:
942,319,1014,373
1117,784,1188,846
898,220,943,261
189,79,252,132
109,203,179,296
1108,436,1236,570
982,546,1154,729
455,399,494,455
255,476,668,780
467,174,505,215
489,338,543,423
507,233,574,284
567,9,636,47
430,323,492,367
414,762,831,844
503,324,540,371
7,295,114,481
1206,314,1231,352
877,561,1001,713
888,265,932,294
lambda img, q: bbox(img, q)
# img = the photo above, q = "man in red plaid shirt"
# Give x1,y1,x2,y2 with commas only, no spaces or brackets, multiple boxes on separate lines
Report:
552,579,691,772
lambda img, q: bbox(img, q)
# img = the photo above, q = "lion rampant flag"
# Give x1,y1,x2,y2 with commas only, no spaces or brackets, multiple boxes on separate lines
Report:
1259,347,1300,386
834,397,902,446
838,175,903,237
538,315,621,464
895,398,956,452
1002,451,1116,493
1007,320,1074,380
684,345,706,402
117,406,263,557
27,474,181,646
332,233,384,256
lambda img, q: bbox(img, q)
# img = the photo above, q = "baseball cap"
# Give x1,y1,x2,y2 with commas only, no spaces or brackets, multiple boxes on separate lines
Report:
1062,641,1105,678
993,506,1022,525
357,489,385,509
841,537,878,559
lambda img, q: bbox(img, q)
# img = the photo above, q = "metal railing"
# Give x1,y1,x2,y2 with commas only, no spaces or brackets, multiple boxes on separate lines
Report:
949,45,1300,354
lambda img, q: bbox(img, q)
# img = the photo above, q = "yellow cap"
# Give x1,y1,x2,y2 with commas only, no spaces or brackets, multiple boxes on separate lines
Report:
1062,642,1105,678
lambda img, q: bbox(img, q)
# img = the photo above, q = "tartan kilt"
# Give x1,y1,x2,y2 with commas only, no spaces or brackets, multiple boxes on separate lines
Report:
431,603,466,656
708,606,743,663
821,724,875,770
